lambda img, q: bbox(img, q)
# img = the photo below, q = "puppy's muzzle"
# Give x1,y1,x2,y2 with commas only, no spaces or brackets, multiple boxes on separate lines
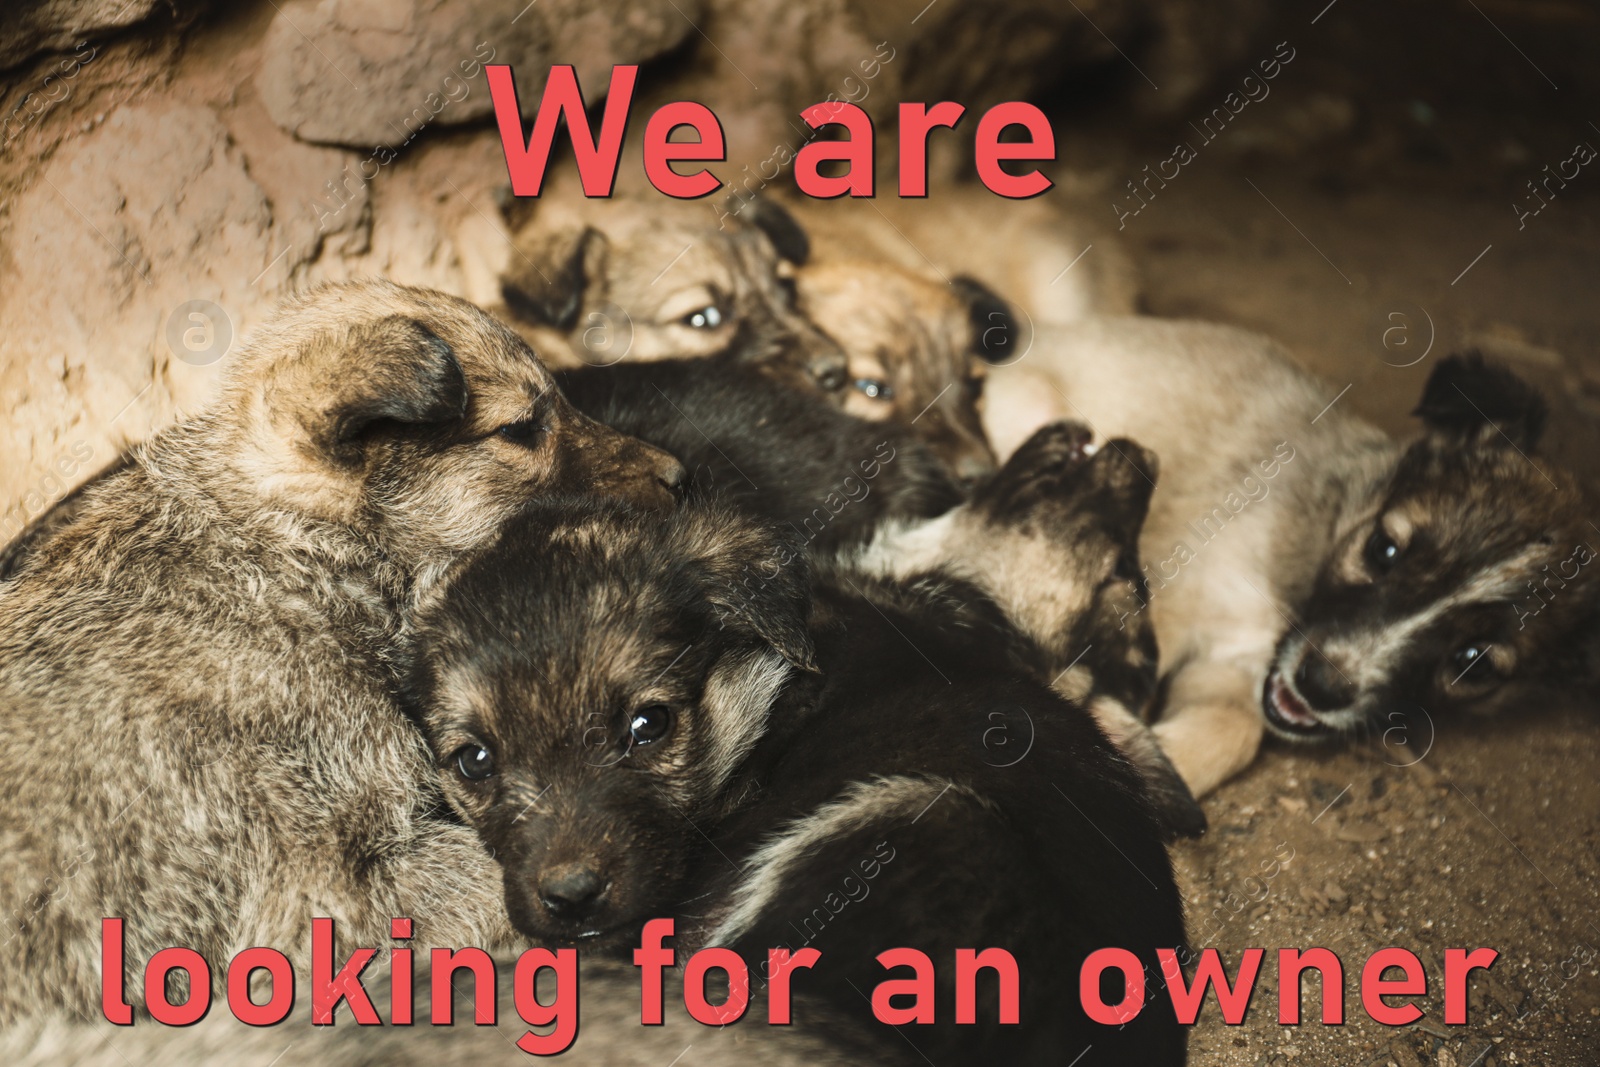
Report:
538,862,611,924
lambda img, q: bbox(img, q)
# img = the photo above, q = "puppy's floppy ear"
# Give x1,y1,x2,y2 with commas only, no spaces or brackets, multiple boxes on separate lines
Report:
500,226,606,331
951,275,1015,363
1414,351,1548,451
238,314,468,519
680,510,816,671
302,316,467,466
742,196,810,266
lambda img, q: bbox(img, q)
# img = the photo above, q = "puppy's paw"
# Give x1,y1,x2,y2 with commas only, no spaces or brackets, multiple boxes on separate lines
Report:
969,420,1096,523
1152,702,1266,799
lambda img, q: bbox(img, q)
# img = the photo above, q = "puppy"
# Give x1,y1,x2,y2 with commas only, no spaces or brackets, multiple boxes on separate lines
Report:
985,321,1599,796
848,422,1205,835
406,434,1187,1065
795,258,1007,484
555,360,1203,828
499,192,851,399
0,280,683,1022
554,357,962,554
406,500,815,949
781,186,1140,328
700,576,1188,1066
690,426,1189,1066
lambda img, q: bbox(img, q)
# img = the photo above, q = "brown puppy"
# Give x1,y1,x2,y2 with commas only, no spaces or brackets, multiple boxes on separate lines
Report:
796,258,1005,483
499,192,850,400
0,280,682,1022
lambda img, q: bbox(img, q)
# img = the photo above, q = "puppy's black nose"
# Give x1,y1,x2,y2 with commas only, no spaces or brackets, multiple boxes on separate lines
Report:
1294,653,1356,712
539,863,608,920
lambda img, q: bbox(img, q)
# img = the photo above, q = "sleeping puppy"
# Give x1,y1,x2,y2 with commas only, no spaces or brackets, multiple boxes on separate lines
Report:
700,567,1187,1067
499,193,851,400
0,281,684,1022
690,425,1191,1066
795,258,1007,484
985,322,1600,796
404,438,1188,1066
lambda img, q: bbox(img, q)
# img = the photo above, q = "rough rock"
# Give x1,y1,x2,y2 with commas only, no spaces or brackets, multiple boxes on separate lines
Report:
0,102,361,530
1,0,185,70
255,0,697,147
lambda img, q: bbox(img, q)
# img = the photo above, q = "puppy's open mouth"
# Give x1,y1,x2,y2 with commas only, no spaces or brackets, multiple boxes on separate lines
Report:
1262,669,1336,739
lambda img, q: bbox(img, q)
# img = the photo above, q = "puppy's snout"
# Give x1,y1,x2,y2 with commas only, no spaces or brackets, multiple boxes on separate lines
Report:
655,452,687,497
538,862,610,921
1294,652,1356,712
632,443,687,512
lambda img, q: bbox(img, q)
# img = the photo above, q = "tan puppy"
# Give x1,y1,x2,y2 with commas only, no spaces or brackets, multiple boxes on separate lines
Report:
0,280,683,1021
986,320,1596,797
783,186,1139,330
499,192,850,400
795,258,1002,483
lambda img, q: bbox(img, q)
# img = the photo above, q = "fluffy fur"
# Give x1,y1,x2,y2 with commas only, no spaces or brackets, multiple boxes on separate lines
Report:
554,357,963,554
0,280,683,1022
401,483,1187,1065
695,560,1189,1066
499,193,851,399
985,320,1597,795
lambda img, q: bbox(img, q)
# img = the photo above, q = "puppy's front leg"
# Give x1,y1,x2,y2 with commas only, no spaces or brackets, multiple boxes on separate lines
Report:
1151,662,1266,798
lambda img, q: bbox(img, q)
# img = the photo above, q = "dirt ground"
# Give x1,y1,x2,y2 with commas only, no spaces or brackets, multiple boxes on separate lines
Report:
1073,4,1600,1064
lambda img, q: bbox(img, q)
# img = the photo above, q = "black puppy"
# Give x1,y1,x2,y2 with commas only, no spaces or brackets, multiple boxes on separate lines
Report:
406,499,818,947
689,436,1190,1067
407,431,1188,1065
556,358,961,554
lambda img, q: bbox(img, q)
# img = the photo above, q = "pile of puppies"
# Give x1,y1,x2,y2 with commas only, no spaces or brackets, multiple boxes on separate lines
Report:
0,184,1592,1066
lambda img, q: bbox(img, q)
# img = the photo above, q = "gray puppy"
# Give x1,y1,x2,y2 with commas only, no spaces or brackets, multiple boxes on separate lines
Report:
0,280,684,1022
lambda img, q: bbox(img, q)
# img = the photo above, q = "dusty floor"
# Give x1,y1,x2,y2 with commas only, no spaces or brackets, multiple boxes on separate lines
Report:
1083,7,1600,1063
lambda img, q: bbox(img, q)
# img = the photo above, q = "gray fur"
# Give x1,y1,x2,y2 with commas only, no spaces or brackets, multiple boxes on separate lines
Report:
0,280,683,1022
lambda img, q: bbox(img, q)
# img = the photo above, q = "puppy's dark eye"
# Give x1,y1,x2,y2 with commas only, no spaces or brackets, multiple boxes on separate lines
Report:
681,305,724,330
1364,528,1402,574
497,420,548,445
629,705,674,746
453,745,495,781
1449,644,1504,682
853,378,894,401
